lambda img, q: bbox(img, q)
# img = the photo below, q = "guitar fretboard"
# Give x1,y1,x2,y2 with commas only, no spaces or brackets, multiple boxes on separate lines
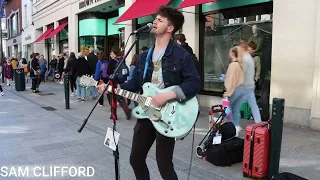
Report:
116,88,147,104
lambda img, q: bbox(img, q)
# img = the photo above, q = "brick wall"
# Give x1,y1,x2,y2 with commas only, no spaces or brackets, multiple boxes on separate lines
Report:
5,0,22,35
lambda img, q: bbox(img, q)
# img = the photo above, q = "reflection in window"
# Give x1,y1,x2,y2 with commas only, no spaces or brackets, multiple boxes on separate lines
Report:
138,32,155,52
202,6,273,93
79,37,106,56
10,13,18,37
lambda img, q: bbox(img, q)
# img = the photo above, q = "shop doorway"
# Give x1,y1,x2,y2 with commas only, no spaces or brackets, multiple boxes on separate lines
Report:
107,35,119,54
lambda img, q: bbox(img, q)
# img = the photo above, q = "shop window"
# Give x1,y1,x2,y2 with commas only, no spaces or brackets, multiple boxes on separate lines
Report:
201,4,273,94
137,31,155,53
79,36,106,56
10,13,18,37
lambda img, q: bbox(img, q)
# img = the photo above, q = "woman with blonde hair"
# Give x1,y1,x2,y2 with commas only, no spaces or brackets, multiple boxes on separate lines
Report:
223,46,245,136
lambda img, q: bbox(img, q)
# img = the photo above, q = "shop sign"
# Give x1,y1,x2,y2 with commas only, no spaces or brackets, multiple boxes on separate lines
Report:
79,0,102,9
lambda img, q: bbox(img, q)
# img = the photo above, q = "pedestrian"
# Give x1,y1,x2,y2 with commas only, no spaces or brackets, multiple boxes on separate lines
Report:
48,55,58,82
129,54,139,107
5,59,13,86
228,42,261,135
74,52,90,102
39,55,47,82
21,58,28,82
223,46,245,136
64,52,77,96
30,53,41,93
87,47,98,99
0,84,4,96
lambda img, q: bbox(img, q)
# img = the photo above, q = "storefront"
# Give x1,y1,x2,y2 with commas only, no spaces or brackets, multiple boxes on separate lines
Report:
74,0,125,56
32,0,72,60
199,0,273,96
6,8,22,59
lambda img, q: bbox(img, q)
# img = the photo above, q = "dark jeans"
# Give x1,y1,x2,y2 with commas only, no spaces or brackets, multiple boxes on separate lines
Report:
69,76,76,93
130,120,177,180
31,78,38,90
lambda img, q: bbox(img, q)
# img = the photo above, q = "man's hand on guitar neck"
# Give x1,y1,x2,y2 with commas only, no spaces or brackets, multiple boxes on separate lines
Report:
151,91,177,107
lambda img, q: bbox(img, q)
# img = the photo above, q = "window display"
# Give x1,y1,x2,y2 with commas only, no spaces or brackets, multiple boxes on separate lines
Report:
79,37,105,56
202,5,272,93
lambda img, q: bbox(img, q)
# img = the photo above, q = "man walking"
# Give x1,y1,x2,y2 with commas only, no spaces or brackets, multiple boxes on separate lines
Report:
87,48,98,99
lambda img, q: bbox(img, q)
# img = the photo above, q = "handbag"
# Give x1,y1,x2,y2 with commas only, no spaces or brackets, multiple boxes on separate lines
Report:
79,75,97,88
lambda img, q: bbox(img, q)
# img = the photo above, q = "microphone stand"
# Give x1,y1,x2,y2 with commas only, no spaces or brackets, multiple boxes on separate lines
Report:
78,34,140,180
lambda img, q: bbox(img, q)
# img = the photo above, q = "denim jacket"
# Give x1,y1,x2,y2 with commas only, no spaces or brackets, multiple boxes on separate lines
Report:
120,40,200,101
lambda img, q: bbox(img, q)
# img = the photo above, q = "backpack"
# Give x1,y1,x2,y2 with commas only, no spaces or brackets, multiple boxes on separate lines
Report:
114,57,129,83
100,60,110,78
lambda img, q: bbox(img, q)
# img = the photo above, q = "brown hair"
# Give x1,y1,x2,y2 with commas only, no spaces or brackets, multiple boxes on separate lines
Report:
156,6,184,35
230,46,244,69
69,52,76,59
238,42,248,51
98,51,108,60
248,41,257,50
131,54,139,66
111,46,122,57
176,34,186,43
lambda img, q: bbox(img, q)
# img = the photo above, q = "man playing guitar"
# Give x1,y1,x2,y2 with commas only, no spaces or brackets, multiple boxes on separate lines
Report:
98,6,200,180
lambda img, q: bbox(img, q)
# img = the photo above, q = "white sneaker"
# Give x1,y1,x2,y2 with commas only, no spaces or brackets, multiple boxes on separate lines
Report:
71,93,75,97
0,92,4,96
235,126,242,137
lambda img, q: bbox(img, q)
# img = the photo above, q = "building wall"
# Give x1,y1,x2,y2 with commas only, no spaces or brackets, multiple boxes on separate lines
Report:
5,0,22,26
5,0,22,59
32,0,71,59
21,0,35,59
271,0,320,129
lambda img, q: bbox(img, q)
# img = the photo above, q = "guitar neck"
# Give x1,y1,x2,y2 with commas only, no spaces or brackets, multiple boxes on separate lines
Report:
115,88,146,103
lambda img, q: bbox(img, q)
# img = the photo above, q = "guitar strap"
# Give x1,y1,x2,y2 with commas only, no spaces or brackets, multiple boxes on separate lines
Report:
143,48,153,80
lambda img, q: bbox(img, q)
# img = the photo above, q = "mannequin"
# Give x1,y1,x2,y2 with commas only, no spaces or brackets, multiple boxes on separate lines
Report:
248,24,264,57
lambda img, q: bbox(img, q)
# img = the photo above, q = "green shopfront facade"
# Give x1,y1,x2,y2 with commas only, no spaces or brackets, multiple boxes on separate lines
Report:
78,8,125,56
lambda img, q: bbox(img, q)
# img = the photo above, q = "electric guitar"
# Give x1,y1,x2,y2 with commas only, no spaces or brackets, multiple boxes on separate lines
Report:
80,76,199,138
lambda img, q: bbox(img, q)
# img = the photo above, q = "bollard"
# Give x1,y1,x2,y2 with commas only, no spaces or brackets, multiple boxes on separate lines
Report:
268,98,285,180
64,74,70,109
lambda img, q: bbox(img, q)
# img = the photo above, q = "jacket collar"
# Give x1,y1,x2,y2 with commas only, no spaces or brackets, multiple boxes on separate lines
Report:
147,40,174,62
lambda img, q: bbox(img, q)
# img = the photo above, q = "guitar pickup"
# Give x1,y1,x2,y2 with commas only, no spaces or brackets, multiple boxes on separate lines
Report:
145,97,152,107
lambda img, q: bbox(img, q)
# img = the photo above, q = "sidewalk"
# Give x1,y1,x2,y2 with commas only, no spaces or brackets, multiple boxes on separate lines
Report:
3,81,320,179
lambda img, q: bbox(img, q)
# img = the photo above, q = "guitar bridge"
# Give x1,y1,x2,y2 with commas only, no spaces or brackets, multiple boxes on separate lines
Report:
169,104,176,117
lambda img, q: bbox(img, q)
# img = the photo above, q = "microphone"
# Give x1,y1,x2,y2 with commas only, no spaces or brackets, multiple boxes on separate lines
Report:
131,23,153,35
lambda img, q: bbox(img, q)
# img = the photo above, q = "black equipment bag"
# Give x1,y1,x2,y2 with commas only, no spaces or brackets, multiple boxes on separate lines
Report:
205,137,244,167
219,121,236,141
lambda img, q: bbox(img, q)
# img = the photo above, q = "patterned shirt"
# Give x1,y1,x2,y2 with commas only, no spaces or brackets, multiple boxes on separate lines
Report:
151,48,166,89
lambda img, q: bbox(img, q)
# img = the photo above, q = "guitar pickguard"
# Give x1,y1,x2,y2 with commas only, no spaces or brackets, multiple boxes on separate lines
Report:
127,82,199,138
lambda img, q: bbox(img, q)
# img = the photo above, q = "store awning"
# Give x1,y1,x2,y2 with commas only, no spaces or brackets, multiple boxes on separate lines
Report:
178,0,217,9
114,0,171,23
34,27,54,43
45,22,68,39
